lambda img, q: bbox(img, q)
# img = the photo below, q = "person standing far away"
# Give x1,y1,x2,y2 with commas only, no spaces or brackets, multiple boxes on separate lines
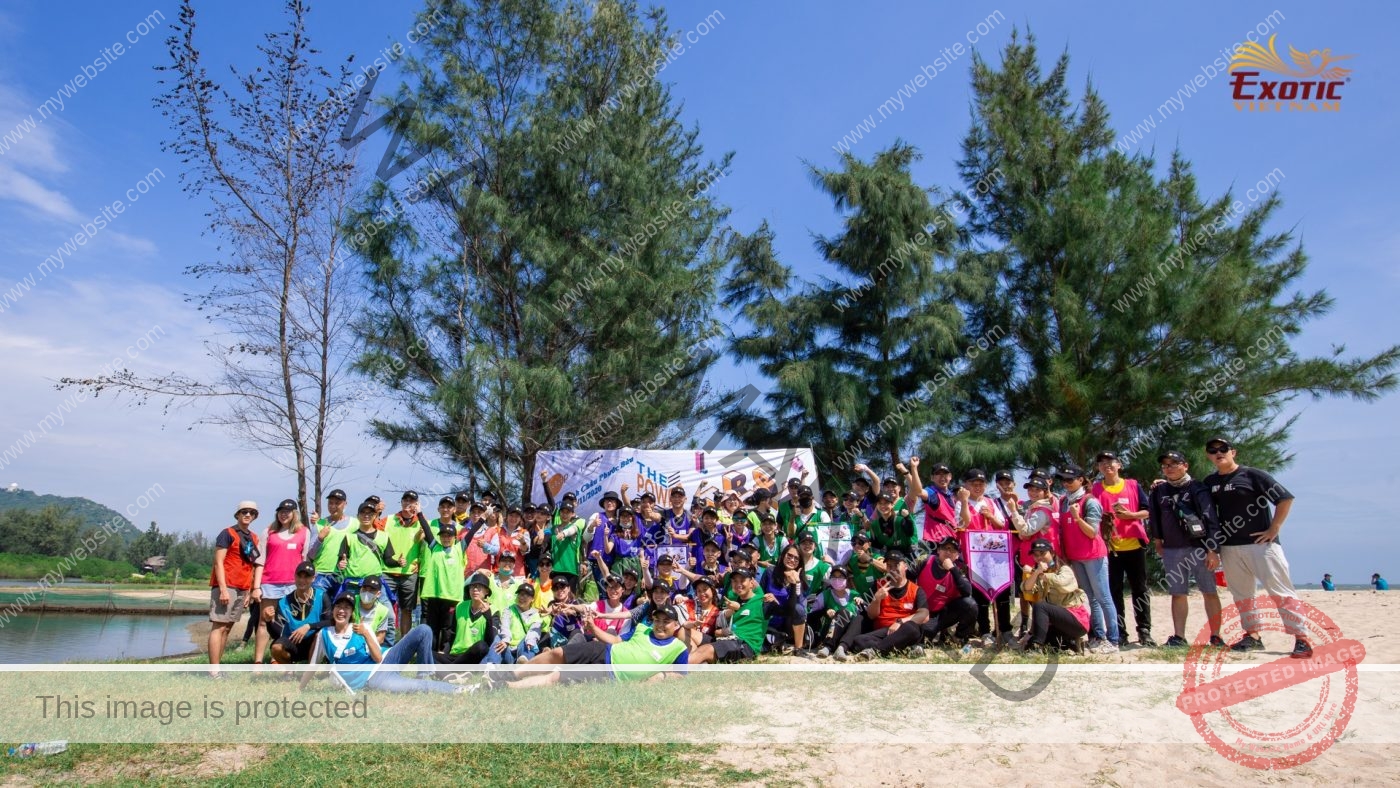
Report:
1321,573,1335,591
1202,437,1313,659
1092,451,1155,647
208,500,262,679
1146,451,1223,649
308,489,353,594
1374,573,1390,591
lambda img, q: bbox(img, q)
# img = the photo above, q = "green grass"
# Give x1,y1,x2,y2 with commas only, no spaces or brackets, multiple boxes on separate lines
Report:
0,742,763,787
0,553,137,582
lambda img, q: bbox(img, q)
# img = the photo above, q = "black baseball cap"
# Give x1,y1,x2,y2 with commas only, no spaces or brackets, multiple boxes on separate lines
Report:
1157,450,1187,464
360,575,382,591
455,491,472,502
669,485,686,497
702,539,721,550
934,536,960,553
690,574,716,589
1094,451,1118,463
1054,464,1086,480
852,532,870,545
841,491,858,501
498,551,516,563
702,507,718,517
758,511,778,524
963,469,987,482
516,583,536,597
603,574,623,586
523,504,538,513
295,561,316,576
327,489,347,501
881,476,898,486
799,484,814,496
332,592,356,607
822,489,838,498
877,492,896,503
438,496,455,507
651,604,683,622
437,520,457,536
851,476,871,487
729,567,755,580
550,572,573,588
884,550,910,566
562,491,578,502
994,470,1014,482
829,564,850,578
640,492,656,502
402,491,419,501
1205,436,1232,452
1023,477,1049,491
558,499,576,512
930,462,952,474
656,553,675,565
358,499,377,513
466,571,491,590
277,498,298,511
1029,538,1054,553
787,478,802,488
797,531,816,544
482,489,497,499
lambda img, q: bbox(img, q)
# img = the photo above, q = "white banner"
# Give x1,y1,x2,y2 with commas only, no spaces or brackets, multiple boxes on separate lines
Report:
532,447,820,516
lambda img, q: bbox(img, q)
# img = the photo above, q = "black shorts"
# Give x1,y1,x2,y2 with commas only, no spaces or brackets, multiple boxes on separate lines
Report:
272,635,315,663
710,637,756,663
560,640,610,684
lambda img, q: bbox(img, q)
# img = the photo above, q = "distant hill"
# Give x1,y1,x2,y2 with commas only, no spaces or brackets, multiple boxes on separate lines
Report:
0,488,142,542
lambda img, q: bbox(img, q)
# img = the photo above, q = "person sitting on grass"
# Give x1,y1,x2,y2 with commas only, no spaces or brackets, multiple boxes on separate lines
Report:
1020,539,1092,653
300,592,461,694
270,561,331,665
811,565,862,659
913,537,977,648
434,572,507,668
351,575,393,646
503,605,689,688
501,584,543,663
688,568,767,664
832,551,928,662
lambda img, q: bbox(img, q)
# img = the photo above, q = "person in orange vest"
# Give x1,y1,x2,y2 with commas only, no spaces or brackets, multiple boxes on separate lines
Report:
832,551,929,662
208,500,263,679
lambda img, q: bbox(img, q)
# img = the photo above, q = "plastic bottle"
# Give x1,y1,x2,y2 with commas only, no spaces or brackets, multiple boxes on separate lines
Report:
7,740,68,757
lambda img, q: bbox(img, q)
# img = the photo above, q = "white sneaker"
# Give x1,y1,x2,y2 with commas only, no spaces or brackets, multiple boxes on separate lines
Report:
981,634,997,649
856,648,879,662
832,646,849,662
815,646,831,659
909,645,926,658
1094,642,1120,655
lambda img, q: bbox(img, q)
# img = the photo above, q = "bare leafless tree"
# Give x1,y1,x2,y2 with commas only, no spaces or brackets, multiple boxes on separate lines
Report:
60,0,360,518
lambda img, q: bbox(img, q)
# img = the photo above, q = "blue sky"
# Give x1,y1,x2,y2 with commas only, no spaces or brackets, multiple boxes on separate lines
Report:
0,1,1395,584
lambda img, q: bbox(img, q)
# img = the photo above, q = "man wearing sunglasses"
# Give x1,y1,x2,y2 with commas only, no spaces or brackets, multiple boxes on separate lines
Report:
1202,437,1311,658
208,501,263,679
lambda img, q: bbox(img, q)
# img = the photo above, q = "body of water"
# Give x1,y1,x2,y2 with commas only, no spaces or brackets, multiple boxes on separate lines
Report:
0,613,204,663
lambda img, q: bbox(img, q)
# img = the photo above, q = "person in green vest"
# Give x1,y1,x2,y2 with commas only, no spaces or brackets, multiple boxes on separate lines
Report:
549,500,586,583
811,565,862,658
776,477,803,535
503,604,688,688
501,584,543,662
788,485,830,542
381,491,427,641
689,568,766,663
436,572,505,669
796,532,832,597
845,533,884,598
309,488,353,593
416,510,465,652
488,552,525,613
754,511,786,571
337,500,402,607
350,575,394,646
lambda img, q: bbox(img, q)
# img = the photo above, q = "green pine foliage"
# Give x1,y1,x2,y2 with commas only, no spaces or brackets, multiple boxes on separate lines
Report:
350,0,734,499
918,30,1399,478
722,144,963,478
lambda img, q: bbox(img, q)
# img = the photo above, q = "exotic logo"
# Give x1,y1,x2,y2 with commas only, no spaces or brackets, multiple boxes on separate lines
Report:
1228,34,1351,112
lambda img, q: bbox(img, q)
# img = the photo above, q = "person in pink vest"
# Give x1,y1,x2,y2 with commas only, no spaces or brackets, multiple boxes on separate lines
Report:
899,456,958,547
956,469,1012,647
1055,464,1119,654
1009,475,1059,639
913,537,977,647
465,503,504,576
1092,451,1155,647
254,498,310,666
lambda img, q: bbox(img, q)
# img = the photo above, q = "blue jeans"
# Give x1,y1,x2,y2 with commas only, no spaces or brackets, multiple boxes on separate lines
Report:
511,642,539,663
366,624,457,694
1071,557,1119,643
311,573,338,593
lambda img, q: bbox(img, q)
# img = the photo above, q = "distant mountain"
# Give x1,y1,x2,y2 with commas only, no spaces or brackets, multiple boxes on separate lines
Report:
0,488,142,541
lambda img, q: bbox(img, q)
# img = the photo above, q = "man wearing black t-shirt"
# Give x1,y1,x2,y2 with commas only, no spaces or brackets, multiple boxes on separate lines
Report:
1202,437,1311,658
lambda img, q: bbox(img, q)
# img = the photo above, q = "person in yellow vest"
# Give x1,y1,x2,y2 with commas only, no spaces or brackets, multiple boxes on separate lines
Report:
488,552,525,613
501,584,543,662
308,489,353,594
435,572,506,671
351,575,393,646
381,491,426,640
417,507,465,652
504,604,688,688
336,500,400,608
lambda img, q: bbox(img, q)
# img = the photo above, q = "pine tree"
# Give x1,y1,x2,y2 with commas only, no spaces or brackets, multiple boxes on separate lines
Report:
351,0,732,500
925,30,1400,478
722,143,962,479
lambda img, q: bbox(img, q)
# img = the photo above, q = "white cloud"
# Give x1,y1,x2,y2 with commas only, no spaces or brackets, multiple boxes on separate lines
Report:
0,162,82,222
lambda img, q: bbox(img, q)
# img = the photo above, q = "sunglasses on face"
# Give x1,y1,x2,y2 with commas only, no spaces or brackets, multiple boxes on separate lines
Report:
1207,448,1230,455
237,509,258,517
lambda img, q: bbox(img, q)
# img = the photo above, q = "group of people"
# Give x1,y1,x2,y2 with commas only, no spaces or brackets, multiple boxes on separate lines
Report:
204,435,1314,690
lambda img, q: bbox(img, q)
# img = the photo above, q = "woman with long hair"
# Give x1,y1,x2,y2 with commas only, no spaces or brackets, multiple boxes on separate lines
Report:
762,543,809,653
255,499,309,666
